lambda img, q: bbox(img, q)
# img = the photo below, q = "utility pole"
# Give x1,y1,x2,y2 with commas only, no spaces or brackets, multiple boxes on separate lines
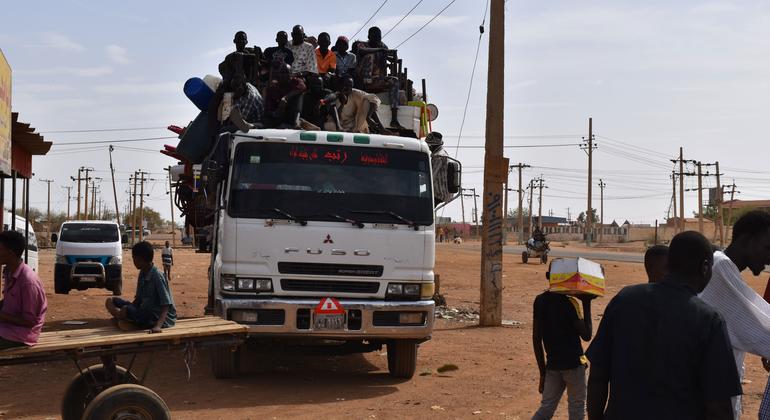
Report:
131,172,138,244
90,178,102,219
82,167,92,220
73,168,82,220
502,177,509,245
697,162,703,234
166,166,177,247
671,171,677,231
715,161,724,246
511,163,530,244
461,188,480,236
726,181,739,238
62,186,72,220
479,0,506,327
39,178,53,231
109,145,121,225
460,187,466,226
581,118,596,245
137,171,149,242
528,179,534,235
598,179,606,243
679,148,684,233
535,177,547,229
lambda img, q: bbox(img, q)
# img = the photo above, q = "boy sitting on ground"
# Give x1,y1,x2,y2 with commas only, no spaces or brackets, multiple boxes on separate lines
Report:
105,241,176,333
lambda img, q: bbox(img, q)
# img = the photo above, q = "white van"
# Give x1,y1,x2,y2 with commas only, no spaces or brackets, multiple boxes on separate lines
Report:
52,221,123,295
2,211,39,273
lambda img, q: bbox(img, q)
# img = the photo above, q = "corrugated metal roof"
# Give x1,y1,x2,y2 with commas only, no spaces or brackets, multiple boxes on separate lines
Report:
11,112,52,155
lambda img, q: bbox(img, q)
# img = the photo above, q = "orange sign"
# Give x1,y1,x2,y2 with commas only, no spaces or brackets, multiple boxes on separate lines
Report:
0,49,10,176
314,297,345,314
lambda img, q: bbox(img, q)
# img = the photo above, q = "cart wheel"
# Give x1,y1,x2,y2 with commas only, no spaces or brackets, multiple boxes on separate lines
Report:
211,344,241,379
82,384,170,420
541,254,548,264
387,340,418,379
521,251,529,264
61,364,137,420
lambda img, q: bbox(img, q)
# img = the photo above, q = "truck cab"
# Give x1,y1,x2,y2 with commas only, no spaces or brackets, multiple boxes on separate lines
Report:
208,129,454,379
3,212,39,273
53,221,123,295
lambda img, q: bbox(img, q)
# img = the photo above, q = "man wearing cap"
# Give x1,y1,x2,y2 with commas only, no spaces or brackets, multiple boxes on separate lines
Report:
334,36,357,80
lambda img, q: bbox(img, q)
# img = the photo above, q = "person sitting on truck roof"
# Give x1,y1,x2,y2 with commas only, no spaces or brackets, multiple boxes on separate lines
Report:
227,74,264,132
288,25,318,75
264,63,306,129
333,77,385,134
354,26,404,130
334,36,357,82
0,230,47,350
264,31,294,68
105,241,176,333
315,32,336,80
300,74,333,129
218,31,261,88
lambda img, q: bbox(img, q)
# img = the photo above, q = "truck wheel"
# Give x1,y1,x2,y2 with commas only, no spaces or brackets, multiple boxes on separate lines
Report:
61,364,137,420
82,384,170,420
54,273,70,294
387,340,418,379
111,279,123,296
521,252,529,264
541,254,548,264
211,344,240,379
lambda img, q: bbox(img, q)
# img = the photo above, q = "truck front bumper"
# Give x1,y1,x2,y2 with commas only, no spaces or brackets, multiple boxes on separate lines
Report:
215,297,435,340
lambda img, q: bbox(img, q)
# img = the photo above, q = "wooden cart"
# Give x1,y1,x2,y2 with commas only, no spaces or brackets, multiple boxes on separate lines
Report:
0,317,247,420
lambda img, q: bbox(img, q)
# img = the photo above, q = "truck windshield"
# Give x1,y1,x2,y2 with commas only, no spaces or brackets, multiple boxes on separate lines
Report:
228,142,433,225
61,224,119,243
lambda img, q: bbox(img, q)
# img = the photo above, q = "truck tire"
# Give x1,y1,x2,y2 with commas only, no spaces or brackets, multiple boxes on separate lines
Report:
54,273,70,294
211,344,240,379
521,251,529,264
541,254,548,264
61,364,137,420
387,340,418,379
111,278,123,296
82,384,170,420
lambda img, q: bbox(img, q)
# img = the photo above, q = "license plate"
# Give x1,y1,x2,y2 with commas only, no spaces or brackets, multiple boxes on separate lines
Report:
80,277,95,282
241,312,258,323
313,314,346,331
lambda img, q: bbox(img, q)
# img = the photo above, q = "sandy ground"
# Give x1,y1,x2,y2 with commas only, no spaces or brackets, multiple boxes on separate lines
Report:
1,244,768,419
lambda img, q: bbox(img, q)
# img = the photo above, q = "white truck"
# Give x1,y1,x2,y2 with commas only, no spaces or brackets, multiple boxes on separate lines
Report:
204,129,460,379
52,221,123,295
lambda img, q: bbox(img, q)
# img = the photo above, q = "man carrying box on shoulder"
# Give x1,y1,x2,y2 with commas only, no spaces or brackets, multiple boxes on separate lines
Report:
532,270,596,420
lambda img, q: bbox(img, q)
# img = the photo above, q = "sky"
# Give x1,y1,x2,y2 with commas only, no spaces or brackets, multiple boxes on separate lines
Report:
2,0,770,225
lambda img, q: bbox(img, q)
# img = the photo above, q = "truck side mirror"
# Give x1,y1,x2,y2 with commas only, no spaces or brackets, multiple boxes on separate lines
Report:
446,161,461,194
50,233,58,244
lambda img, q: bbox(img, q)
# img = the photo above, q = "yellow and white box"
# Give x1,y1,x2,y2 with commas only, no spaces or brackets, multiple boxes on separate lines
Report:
548,257,605,297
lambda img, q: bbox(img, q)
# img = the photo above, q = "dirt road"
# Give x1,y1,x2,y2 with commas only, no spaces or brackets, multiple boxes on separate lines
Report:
1,244,768,419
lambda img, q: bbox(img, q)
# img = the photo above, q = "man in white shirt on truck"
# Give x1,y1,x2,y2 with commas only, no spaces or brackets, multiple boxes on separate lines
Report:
699,210,770,419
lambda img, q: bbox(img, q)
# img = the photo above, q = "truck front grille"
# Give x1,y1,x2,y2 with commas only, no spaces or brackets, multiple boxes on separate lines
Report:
281,279,380,294
74,265,104,275
277,262,383,277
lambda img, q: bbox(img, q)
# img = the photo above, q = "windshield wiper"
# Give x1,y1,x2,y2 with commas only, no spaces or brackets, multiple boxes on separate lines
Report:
349,210,420,231
260,208,307,226
304,213,364,228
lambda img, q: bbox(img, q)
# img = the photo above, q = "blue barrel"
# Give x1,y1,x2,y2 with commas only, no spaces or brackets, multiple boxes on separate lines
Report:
184,77,214,111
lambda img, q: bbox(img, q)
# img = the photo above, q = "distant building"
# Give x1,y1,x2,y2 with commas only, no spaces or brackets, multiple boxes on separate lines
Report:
722,199,770,214
532,216,568,228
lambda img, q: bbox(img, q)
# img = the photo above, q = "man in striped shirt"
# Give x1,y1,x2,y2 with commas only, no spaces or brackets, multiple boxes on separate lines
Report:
161,241,173,282
699,210,770,419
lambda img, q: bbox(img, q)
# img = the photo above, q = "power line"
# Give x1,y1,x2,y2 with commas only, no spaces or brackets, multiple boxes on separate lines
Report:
383,0,424,37
452,0,488,159
40,126,167,134
351,0,390,40
51,136,177,147
394,0,458,49
450,143,580,149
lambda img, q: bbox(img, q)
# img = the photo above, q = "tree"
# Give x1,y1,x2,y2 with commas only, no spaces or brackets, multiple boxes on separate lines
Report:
577,209,599,225
123,207,164,230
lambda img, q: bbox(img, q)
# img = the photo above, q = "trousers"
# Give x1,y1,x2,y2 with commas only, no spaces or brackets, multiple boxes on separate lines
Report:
532,365,586,420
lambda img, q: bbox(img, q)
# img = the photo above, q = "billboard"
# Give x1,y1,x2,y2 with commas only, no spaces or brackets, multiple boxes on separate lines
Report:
0,49,11,176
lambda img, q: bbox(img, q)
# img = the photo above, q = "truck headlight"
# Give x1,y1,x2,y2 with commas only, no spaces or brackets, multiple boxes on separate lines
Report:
234,277,272,292
221,274,236,291
108,256,122,265
56,255,68,265
386,284,403,296
386,283,431,300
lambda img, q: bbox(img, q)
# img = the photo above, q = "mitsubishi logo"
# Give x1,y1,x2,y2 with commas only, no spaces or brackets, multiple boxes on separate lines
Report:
323,234,334,244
